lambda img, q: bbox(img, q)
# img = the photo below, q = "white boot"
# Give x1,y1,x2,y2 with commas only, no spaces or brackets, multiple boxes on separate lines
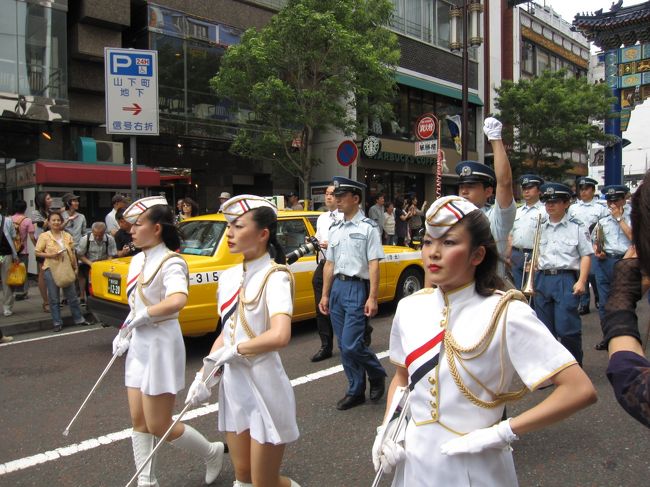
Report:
171,424,224,484
233,482,253,487
289,480,301,487
131,431,159,487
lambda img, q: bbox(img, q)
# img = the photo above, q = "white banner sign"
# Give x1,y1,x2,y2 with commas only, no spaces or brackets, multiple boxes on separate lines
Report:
104,48,159,135
415,139,438,156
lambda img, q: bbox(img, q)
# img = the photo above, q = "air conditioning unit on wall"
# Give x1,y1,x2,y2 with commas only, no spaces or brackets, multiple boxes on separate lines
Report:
96,141,124,163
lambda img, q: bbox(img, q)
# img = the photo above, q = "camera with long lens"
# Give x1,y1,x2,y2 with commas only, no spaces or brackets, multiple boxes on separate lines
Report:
286,236,320,265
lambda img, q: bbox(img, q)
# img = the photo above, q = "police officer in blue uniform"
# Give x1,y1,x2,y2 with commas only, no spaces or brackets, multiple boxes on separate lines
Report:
568,177,608,315
534,183,593,365
593,184,633,350
456,117,516,279
508,174,545,290
319,176,387,410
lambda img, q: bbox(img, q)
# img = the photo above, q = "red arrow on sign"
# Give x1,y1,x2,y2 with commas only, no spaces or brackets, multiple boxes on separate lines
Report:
122,103,142,115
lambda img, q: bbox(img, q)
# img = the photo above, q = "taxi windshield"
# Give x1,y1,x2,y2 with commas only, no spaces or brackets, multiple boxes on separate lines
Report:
178,220,226,256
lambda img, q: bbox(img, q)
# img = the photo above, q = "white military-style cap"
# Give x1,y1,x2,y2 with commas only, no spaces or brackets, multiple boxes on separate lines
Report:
221,194,278,223
123,196,169,223
425,195,479,238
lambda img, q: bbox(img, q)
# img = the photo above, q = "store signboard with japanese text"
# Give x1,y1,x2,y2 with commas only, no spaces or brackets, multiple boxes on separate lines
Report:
104,48,159,135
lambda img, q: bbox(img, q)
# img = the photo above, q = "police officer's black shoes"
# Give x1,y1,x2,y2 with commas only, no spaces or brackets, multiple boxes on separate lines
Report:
369,377,386,402
311,347,332,362
578,305,590,315
336,394,365,410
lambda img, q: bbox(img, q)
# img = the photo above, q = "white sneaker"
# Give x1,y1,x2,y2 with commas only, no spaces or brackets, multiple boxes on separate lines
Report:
3,310,13,317
1,336,14,343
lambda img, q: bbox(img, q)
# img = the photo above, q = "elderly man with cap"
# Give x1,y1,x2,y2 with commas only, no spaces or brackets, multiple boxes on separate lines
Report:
61,193,87,247
593,184,633,350
286,191,303,211
217,191,231,212
319,176,387,410
533,183,593,365
456,117,515,279
568,177,608,315
508,174,545,290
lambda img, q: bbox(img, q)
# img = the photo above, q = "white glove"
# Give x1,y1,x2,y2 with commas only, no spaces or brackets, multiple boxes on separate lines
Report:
185,372,212,406
483,117,503,141
202,348,228,387
371,425,406,473
124,308,153,332
440,418,518,456
112,332,131,356
213,344,248,367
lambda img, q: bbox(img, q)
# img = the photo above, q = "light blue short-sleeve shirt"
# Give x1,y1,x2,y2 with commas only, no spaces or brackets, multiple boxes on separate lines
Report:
326,210,385,280
511,201,546,249
483,200,516,277
599,212,632,254
568,199,608,229
538,215,593,270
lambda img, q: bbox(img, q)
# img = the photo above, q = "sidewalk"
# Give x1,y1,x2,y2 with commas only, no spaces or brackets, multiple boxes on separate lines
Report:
0,284,98,337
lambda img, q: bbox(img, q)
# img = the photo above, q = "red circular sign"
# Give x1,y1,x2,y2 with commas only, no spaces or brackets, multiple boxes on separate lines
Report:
416,114,437,141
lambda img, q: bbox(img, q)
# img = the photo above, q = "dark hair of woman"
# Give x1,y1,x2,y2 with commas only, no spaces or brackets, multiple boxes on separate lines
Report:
631,170,650,277
249,207,286,265
47,210,63,222
458,210,505,296
182,197,199,217
13,199,27,214
144,204,182,250
394,197,404,211
35,192,50,218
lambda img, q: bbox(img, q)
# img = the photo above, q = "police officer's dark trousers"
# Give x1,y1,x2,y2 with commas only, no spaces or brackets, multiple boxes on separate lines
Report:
534,271,583,365
329,278,386,396
312,260,333,352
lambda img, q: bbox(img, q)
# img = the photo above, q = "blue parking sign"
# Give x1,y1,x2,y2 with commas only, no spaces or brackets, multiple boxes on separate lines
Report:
109,52,153,77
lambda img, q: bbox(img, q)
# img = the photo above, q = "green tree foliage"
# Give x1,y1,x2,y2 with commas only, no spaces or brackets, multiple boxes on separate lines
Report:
494,70,614,181
211,0,400,196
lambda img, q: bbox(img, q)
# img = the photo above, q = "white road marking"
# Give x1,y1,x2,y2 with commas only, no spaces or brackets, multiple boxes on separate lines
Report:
0,327,104,347
0,351,389,476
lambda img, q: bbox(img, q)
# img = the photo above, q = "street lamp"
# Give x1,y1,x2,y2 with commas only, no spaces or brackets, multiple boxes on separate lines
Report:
449,0,484,160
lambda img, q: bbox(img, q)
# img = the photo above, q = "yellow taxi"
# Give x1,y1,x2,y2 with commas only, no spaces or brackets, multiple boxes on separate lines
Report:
87,210,424,336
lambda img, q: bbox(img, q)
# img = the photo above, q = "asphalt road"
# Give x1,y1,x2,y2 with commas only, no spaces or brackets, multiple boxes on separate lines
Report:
1,297,649,487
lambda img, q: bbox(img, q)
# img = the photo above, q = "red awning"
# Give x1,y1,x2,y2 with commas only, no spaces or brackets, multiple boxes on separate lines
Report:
34,160,160,187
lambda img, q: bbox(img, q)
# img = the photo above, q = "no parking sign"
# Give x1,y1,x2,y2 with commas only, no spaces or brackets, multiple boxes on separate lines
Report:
336,140,358,167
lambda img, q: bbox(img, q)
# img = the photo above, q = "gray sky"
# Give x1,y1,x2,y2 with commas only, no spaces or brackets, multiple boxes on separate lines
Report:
541,0,647,24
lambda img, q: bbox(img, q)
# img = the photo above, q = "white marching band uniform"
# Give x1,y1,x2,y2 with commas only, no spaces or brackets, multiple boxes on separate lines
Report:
125,242,188,394
217,253,300,445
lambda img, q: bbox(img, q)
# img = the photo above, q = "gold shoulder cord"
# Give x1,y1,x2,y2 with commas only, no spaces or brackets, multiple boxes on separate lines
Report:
444,289,529,409
136,252,185,308
237,263,295,340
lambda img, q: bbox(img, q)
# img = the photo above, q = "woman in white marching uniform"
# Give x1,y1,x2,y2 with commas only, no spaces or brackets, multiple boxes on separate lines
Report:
112,197,224,486
372,196,598,486
186,195,300,487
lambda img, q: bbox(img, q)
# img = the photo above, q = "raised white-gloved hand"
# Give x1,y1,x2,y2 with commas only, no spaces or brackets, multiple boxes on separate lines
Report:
440,418,518,455
483,117,503,141
185,372,212,406
371,425,406,473
112,331,131,356
124,308,153,332
213,344,248,367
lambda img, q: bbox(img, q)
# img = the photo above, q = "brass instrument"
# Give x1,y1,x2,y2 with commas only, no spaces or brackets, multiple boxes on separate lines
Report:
521,214,543,300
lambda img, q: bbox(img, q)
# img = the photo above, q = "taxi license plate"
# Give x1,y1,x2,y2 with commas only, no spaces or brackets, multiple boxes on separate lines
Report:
108,277,121,296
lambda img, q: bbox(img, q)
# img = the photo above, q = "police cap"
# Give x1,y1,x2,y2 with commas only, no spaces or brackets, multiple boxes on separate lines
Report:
601,184,628,201
455,161,496,186
519,174,544,188
576,177,598,189
332,176,366,196
539,183,572,202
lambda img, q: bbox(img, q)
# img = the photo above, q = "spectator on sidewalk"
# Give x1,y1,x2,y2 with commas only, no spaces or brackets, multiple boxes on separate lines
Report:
0,202,19,316
114,209,139,258
368,193,385,240
383,202,396,245
177,197,199,223
32,192,52,313
77,222,118,304
61,193,87,247
105,195,128,237
394,196,411,246
286,191,302,210
217,191,231,212
11,200,36,300
35,212,89,332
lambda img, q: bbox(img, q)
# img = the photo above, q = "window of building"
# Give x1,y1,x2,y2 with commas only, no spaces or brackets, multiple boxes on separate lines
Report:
391,0,461,54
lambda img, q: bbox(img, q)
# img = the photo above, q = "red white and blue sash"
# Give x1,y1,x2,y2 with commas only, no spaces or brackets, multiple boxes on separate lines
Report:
126,273,140,300
406,330,445,391
220,288,239,325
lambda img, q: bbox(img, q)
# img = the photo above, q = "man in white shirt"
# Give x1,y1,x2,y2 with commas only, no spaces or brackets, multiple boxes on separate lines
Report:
105,194,128,237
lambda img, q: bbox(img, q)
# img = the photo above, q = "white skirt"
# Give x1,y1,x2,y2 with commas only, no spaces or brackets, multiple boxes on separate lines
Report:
125,319,186,395
218,351,299,445
391,419,518,487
